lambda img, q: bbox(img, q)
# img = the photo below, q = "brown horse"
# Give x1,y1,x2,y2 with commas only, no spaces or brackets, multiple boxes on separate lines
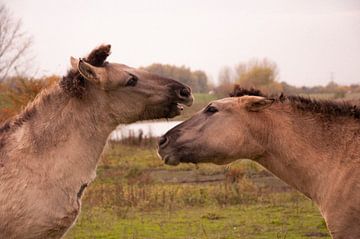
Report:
158,88,360,239
0,44,193,239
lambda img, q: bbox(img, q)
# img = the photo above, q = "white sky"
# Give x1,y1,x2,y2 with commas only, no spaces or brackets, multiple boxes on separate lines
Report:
3,0,360,86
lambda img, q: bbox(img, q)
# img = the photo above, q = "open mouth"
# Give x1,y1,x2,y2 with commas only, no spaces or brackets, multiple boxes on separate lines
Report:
163,91,193,119
177,103,185,111
165,103,185,118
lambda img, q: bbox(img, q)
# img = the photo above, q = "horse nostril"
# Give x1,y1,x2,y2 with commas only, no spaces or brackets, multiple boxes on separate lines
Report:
159,136,168,148
174,85,193,106
179,87,191,98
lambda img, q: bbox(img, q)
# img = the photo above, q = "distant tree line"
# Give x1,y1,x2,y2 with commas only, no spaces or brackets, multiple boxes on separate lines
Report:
215,59,282,96
142,63,209,93
215,58,360,99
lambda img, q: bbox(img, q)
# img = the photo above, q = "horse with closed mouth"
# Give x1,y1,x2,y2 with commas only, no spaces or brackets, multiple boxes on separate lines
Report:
158,87,360,239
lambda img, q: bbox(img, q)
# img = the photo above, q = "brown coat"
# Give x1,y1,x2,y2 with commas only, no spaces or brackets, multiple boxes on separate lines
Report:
158,90,360,239
0,45,193,239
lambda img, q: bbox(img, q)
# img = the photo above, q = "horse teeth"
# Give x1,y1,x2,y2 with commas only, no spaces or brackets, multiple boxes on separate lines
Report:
177,103,184,110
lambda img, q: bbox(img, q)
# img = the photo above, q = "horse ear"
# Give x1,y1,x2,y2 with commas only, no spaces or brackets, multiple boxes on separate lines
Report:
245,97,274,112
77,59,101,84
70,56,78,69
85,44,111,66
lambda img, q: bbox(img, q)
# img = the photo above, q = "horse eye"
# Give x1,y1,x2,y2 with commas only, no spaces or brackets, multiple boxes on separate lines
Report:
205,105,218,114
125,74,138,87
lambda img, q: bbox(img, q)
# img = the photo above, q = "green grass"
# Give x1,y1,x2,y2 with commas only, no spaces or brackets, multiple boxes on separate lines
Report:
64,143,329,239
67,195,328,239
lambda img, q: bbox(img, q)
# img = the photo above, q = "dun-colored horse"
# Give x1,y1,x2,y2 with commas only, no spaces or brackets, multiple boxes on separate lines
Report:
0,44,193,239
158,88,360,239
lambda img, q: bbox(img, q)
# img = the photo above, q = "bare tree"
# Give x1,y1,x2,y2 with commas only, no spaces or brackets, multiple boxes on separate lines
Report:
0,4,32,81
214,66,235,96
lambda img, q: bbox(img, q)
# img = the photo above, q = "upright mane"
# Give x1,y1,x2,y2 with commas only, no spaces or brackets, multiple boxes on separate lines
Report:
59,44,111,98
230,85,264,97
230,85,360,120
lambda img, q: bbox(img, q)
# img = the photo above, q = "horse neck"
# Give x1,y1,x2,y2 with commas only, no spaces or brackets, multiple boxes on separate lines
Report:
253,104,360,205
10,84,116,184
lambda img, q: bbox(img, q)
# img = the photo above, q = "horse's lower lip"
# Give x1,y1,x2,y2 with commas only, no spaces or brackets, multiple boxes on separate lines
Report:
166,103,181,118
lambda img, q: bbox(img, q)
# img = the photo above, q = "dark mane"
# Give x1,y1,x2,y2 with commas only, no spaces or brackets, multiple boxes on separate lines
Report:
231,86,360,120
285,95,360,120
59,44,111,98
230,85,264,97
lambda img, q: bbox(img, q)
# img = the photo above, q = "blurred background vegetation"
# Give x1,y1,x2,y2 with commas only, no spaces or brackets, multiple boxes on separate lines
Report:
142,63,209,93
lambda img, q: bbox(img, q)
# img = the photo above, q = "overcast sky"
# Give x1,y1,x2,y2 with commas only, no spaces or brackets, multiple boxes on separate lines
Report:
3,0,360,86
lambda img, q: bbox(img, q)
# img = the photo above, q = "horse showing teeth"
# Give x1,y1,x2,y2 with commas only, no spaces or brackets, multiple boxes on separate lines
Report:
0,44,193,239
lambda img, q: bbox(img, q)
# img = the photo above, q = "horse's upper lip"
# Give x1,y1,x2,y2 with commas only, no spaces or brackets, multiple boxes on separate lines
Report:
182,94,194,107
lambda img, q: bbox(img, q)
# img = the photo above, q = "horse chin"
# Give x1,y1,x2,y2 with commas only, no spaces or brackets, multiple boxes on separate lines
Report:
163,155,180,166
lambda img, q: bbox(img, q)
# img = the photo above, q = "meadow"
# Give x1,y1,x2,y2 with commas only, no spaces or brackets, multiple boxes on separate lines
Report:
64,141,329,239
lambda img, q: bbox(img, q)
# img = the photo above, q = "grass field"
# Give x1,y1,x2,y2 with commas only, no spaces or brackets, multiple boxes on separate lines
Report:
64,143,330,239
